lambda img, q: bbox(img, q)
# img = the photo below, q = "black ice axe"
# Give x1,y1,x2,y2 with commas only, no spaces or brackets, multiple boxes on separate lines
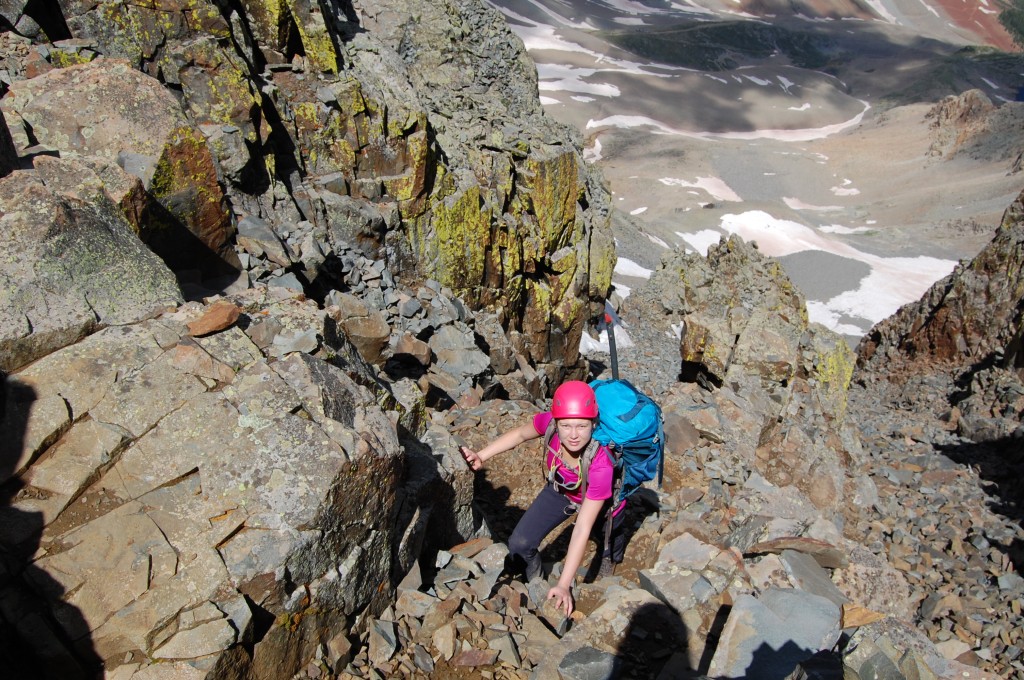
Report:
600,310,619,380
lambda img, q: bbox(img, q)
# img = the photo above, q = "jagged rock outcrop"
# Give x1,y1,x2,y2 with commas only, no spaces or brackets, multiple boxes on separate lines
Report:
638,236,857,516
926,89,1024,165
857,186,1024,441
859,187,1024,367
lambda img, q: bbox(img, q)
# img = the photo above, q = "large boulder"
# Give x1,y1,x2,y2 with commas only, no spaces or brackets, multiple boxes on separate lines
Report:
0,285,477,679
1,58,233,268
0,155,183,373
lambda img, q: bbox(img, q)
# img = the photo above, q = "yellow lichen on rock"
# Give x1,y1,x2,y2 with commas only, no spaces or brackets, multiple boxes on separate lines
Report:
178,40,261,142
285,0,339,73
808,331,856,422
50,50,94,68
236,0,287,47
523,151,579,253
384,130,431,204
150,124,231,253
425,185,490,293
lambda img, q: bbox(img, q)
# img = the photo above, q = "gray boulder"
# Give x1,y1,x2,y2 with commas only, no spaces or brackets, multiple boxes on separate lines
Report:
708,588,842,679
1,58,233,264
0,287,410,678
0,156,182,373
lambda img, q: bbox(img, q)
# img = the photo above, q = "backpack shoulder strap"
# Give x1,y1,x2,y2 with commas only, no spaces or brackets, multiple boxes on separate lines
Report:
542,418,557,478
656,413,665,487
543,418,556,453
577,438,602,501
602,447,624,558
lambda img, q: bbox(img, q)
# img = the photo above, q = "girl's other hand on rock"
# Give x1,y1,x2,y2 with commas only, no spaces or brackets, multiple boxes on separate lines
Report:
547,584,574,616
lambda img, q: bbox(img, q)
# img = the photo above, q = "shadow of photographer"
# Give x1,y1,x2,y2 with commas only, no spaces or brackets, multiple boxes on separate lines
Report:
0,372,102,678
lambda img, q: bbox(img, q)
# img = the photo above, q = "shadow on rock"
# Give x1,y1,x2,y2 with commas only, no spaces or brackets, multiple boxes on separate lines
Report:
581,488,661,583
613,601,691,678
553,600,693,678
938,435,1024,576
0,373,102,679
471,470,523,549
736,639,842,680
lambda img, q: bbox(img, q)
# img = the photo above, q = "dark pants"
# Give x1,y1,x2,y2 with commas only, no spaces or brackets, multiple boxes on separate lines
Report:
507,483,626,581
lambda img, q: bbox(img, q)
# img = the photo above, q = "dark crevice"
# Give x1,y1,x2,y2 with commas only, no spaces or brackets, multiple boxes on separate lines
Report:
243,595,276,646
23,0,72,41
679,363,723,390
23,120,39,148
282,12,305,63
335,0,359,26
256,97,302,192
217,0,267,75
520,257,561,282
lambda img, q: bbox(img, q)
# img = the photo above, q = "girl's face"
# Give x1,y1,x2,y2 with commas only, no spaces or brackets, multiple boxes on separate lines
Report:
556,418,594,454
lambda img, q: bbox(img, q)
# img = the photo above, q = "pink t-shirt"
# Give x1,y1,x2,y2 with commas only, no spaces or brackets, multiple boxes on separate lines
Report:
534,412,622,512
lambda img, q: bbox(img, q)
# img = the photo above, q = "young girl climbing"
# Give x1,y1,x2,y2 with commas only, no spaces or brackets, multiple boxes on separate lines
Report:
459,380,625,617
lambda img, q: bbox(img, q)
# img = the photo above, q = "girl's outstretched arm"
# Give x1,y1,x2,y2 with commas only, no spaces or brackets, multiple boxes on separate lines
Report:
460,421,539,470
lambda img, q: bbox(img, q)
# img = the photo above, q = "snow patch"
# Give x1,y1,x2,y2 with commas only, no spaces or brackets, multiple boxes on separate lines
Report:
646,232,671,248
718,210,956,332
783,197,843,211
677,229,726,255
820,224,873,234
615,257,653,278
579,325,635,356
831,180,860,196
660,176,743,202
587,100,870,141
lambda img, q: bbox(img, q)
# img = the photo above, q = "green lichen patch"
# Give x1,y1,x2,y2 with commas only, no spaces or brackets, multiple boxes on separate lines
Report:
524,151,580,251
50,50,95,69
178,40,261,142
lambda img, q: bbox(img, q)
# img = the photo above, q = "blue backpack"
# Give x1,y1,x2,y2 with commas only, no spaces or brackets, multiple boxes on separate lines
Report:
588,378,665,503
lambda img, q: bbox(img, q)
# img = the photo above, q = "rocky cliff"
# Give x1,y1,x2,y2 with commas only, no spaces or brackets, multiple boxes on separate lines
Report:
1,1,1022,680
0,0,614,386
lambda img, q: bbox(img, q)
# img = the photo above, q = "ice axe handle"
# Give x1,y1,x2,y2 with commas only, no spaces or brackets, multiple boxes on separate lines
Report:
604,313,619,380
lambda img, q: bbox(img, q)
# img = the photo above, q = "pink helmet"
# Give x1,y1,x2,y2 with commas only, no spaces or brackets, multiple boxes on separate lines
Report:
551,381,598,419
